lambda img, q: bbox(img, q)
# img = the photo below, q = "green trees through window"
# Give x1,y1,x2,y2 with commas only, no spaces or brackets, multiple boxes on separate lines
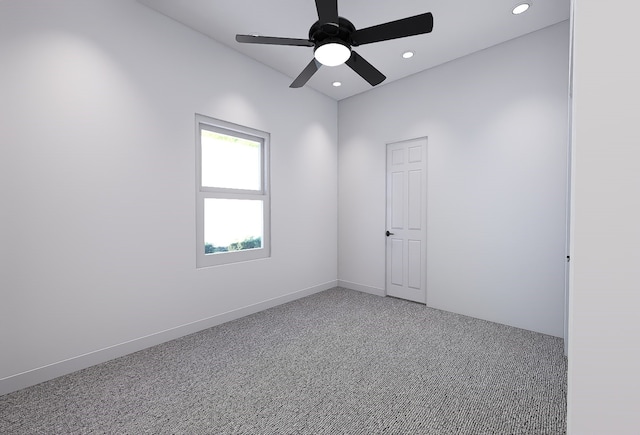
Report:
204,236,262,254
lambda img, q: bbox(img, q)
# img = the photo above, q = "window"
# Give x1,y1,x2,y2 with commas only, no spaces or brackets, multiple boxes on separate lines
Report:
196,114,270,267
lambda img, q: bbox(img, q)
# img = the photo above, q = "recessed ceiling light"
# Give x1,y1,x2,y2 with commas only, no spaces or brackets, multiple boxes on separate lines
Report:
402,51,415,59
332,81,342,87
512,3,530,14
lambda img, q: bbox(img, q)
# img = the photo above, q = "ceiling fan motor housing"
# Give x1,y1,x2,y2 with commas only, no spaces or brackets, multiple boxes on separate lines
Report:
310,17,356,50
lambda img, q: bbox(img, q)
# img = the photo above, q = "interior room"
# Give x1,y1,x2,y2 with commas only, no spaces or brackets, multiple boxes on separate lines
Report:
1,0,638,433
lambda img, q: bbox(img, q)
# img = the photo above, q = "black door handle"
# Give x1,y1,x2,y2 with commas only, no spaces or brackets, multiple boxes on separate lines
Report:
386,230,394,237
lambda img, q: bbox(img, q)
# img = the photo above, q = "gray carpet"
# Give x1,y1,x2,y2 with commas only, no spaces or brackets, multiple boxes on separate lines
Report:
0,288,567,434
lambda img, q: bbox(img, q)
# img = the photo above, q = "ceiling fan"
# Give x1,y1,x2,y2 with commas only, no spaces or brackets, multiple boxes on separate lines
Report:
235,0,434,88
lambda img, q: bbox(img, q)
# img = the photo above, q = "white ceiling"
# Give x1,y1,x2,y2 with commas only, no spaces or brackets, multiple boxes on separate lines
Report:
138,0,570,100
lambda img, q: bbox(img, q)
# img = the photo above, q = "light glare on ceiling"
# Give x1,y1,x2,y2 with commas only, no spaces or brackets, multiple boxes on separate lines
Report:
332,81,342,87
402,51,414,59
512,3,530,14
314,42,351,67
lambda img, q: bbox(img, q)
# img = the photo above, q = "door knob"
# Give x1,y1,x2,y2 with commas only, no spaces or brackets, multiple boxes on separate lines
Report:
386,230,394,237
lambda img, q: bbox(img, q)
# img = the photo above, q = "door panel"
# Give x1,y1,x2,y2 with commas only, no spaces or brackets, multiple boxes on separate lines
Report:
392,148,404,165
408,170,422,230
386,138,427,303
391,239,404,286
409,145,422,163
408,240,422,289
391,172,404,228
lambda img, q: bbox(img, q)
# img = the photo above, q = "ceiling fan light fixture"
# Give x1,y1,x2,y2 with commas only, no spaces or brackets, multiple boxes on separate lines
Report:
512,3,530,14
314,41,351,67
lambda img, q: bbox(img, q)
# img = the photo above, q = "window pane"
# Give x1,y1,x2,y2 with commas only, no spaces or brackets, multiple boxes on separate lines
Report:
204,198,263,254
201,129,261,190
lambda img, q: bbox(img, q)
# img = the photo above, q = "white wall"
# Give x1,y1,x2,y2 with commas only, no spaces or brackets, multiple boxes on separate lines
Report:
338,22,570,337
0,0,338,395
567,0,640,433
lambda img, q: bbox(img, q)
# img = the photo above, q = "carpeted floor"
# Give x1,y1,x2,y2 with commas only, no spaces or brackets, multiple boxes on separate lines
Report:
0,288,567,434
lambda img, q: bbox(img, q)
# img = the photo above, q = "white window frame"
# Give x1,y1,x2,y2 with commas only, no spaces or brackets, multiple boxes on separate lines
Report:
195,114,270,268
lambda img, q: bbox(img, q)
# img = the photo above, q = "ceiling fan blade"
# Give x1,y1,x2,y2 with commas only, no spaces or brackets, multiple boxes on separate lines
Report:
290,59,322,88
315,0,338,25
351,12,434,46
345,51,386,86
236,34,314,47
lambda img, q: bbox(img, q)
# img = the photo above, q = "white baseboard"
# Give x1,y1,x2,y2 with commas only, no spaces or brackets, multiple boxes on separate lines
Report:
338,280,385,297
0,280,337,397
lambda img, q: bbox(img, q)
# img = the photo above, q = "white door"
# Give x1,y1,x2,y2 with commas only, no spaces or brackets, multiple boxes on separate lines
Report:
386,138,427,304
